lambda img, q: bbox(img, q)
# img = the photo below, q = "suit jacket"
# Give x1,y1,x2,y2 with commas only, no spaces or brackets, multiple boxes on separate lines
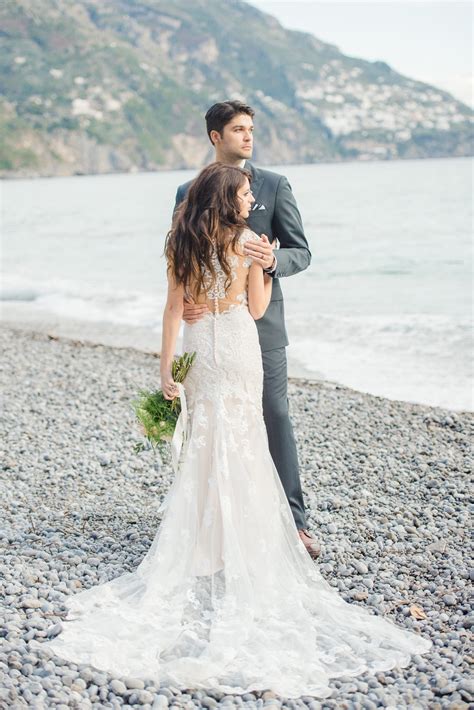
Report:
174,161,311,352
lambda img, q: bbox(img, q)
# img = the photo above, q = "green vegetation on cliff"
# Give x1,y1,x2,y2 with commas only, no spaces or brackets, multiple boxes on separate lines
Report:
0,0,472,176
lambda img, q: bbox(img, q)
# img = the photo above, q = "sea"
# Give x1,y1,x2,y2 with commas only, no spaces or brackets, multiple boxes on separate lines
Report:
1,157,472,412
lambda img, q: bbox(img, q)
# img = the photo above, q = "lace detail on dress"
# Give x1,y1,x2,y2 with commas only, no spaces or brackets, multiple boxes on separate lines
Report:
201,249,236,301
33,226,431,697
197,228,261,365
198,228,260,315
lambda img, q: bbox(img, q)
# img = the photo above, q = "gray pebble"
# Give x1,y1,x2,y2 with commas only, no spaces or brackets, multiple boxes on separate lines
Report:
92,671,108,686
443,594,457,606
137,689,155,703
2,327,472,710
353,560,369,575
46,622,63,638
110,678,128,695
157,688,174,700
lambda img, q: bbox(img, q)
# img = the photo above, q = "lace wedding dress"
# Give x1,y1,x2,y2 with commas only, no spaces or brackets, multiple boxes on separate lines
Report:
34,229,431,697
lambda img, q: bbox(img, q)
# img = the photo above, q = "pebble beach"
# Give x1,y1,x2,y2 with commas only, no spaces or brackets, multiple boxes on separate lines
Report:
1,325,472,709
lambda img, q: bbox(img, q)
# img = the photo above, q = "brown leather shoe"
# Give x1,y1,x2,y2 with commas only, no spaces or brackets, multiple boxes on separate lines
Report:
298,529,321,559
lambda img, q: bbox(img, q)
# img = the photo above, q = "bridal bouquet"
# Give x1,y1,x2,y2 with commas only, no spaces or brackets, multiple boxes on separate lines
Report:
132,351,196,455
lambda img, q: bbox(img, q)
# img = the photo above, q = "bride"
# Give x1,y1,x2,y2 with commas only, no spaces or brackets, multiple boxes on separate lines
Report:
35,162,431,698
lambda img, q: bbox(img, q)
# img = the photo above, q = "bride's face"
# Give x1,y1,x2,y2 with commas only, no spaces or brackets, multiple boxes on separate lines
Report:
236,178,255,219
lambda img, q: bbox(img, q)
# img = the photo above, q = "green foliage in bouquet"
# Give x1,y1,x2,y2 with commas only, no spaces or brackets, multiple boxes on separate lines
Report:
132,351,196,455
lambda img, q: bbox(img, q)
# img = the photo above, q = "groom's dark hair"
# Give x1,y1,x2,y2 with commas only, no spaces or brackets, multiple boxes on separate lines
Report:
205,100,255,144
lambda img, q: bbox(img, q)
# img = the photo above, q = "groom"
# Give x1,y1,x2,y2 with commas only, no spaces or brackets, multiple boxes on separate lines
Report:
174,100,320,559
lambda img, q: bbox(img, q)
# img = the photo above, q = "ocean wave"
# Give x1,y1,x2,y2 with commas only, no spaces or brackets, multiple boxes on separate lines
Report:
287,312,473,412
0,288,39,302
0,274,162,329
1,273,471,411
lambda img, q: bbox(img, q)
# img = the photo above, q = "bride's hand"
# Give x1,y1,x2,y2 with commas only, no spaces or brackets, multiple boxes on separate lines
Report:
243,234,275,269
161,371,179,400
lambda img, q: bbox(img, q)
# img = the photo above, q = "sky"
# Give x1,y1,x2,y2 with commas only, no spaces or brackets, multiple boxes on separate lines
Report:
250,1,473,107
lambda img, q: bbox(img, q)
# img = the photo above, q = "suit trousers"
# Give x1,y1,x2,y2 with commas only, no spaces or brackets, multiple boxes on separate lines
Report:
261,347,307,530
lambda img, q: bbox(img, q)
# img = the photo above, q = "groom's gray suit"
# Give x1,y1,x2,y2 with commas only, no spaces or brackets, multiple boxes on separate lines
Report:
175,161,311,529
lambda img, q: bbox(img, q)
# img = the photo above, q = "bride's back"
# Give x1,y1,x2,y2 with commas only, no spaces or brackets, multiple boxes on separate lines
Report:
188,228,259,315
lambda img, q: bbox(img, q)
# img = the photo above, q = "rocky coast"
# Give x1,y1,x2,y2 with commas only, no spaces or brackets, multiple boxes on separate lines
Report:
0,326,472,709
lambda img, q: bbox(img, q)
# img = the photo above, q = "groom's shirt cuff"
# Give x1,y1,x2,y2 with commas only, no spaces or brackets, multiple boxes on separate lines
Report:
264,254,278,275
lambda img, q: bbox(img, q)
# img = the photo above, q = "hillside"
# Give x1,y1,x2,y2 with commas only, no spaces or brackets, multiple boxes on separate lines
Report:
0,0,472,177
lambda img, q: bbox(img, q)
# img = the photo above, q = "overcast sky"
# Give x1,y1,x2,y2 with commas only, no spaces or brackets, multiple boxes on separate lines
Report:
250,1,473,106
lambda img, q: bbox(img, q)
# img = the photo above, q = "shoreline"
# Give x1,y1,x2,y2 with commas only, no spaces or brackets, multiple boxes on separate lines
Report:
1,319,470,417
0,321,336,396
1,324,472,708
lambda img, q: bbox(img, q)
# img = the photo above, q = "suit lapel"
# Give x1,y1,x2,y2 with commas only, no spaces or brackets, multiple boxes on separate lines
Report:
245,161,264,204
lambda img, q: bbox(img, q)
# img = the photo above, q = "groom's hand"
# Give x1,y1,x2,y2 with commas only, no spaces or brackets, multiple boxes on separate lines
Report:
183,297,209,324
243,234,275,270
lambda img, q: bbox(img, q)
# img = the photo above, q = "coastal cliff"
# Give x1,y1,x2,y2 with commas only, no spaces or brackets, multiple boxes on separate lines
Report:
1,0,472,177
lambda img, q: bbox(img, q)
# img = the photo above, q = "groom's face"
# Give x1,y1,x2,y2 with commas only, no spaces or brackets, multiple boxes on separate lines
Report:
213,113,254,161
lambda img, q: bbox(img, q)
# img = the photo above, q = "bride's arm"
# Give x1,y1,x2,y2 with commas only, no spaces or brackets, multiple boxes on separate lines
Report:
160,269,185,400
248,247,272,320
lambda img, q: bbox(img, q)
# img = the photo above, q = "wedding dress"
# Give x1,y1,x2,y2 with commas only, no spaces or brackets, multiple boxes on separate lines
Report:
33,228,431,697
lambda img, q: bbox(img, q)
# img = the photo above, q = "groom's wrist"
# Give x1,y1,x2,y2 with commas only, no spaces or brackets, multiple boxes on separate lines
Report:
264,254,277,274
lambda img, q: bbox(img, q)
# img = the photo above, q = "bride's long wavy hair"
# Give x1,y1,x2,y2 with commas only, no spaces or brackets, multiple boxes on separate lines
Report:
165,162,251,299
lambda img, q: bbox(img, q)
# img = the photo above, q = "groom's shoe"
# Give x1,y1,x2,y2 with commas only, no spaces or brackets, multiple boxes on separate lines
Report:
298,529,321,559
